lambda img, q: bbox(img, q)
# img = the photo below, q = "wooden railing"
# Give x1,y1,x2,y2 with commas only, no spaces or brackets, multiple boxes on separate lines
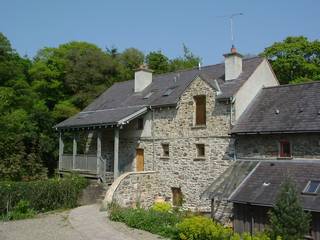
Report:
59,154,111,183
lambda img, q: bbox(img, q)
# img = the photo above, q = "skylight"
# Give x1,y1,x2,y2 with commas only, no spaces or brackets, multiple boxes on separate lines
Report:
143,92,153,99
303,180,320,194
163,88,175,96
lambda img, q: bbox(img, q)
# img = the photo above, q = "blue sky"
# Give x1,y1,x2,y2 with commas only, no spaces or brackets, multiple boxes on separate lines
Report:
1,0,319,64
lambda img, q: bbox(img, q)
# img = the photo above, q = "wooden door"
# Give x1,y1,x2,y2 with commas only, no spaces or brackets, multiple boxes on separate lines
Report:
136,149,144,171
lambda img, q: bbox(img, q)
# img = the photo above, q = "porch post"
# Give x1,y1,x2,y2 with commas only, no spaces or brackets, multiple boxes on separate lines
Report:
114,128,119,179
97,131,102,174
72,134,77,169
58,132,64,170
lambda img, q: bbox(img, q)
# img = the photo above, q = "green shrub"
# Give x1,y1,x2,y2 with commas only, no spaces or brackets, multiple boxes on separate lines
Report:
0,175,88,216
6,200,36,220
151,202,172,213
109,203,181,239
177,215,233,240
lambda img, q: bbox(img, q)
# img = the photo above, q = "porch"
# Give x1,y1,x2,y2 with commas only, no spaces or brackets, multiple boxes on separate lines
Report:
58,128,121,184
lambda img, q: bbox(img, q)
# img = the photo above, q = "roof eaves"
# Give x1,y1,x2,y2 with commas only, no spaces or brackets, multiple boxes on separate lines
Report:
117,107,148,125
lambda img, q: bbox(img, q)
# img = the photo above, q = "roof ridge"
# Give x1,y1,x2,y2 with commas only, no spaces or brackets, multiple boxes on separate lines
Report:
263,80,320,90
114,56,264,85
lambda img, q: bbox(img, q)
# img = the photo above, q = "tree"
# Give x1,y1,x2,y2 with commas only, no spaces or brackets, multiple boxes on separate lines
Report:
146,50,170,74
262,36,320,84
169,44,201,71
268,177,311,240
116,48,144,81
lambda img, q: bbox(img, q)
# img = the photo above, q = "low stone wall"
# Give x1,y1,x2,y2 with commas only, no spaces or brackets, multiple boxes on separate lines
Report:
103,171,159,209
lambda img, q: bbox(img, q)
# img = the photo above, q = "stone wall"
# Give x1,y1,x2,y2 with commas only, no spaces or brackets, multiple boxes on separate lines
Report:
139,77,234,212
104,171,160,208
236,133,320,160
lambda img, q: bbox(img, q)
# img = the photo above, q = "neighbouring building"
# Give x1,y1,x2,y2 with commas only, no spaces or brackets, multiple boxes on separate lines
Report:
55,48,279,213
229,161,320,240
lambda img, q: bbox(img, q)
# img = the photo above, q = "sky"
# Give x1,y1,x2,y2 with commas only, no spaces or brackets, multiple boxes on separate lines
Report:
1,0,319,65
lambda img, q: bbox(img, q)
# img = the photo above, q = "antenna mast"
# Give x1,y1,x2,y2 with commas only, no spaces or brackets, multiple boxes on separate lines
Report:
217,13,244,48
229,13,243,47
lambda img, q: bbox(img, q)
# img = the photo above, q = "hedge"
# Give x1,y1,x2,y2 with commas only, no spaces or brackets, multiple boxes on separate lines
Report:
0,175,88,214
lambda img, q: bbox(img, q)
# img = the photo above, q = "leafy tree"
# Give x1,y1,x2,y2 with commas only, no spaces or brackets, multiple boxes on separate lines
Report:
117,48,144,80
146,50,170,74
268,177,311,240
169,44,201,71
262,36,320,84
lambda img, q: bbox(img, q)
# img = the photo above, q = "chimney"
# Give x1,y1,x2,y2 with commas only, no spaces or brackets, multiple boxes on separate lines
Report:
134,64,153,92
223,46,243,81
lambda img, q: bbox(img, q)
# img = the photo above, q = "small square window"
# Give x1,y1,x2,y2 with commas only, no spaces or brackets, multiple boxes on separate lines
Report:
162,143,169,157
279,141,291,158
303,180,320,194
196,144,205,157
137,118,144,130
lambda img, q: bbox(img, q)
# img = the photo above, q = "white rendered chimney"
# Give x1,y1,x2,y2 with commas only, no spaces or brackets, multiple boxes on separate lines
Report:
134,64,153,92
223,46,243,81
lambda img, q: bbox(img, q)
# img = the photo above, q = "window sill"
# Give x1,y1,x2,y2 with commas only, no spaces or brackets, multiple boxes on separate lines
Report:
277,157,293,160
191,125,207,129
160,156,170,160
193,157,206,161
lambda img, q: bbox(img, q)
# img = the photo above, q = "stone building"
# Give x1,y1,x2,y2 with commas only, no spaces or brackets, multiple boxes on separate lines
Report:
55,48,279,213
203,81,320,226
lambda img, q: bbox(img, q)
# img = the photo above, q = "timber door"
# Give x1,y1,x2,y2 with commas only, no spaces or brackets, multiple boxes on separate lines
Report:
136,149,144,171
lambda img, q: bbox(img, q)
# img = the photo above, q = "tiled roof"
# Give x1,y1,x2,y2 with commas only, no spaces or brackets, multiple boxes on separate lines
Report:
201,160,259,200
56,57,263,129
229,161,320,212
232,81,320,134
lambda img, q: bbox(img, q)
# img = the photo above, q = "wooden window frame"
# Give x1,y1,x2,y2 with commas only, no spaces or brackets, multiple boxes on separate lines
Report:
279,140,292,158
194,95,206,126
171,187,183,206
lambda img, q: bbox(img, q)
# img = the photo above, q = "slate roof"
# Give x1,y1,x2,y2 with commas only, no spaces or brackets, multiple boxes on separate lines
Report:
201,160,259,200
229,161,320,212
232,81,320,134
56,57,263,129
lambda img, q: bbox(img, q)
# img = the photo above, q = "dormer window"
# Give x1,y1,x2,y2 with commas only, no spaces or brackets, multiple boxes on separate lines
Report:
303,180,320,195
194,95,206,126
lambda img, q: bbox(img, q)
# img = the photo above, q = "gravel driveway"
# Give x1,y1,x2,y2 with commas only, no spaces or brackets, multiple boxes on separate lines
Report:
0,205,164,240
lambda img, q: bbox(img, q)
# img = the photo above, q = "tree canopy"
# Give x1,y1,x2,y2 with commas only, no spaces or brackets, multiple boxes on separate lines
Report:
262,36,320,84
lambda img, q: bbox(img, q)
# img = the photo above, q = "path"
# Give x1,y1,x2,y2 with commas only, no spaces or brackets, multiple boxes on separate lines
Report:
0,204,164,240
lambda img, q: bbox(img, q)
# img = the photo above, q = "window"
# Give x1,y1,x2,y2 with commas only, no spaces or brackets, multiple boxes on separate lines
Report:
163,87,175,96
303,180,320,194
137,118,144,130
196,144,205,157
279,141,291,158
162,143,169,157
143,92,153,99
172,187,183,206
194,95,206,125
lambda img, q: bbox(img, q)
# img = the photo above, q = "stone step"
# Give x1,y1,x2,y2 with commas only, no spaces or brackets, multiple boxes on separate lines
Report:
78,181,109,206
